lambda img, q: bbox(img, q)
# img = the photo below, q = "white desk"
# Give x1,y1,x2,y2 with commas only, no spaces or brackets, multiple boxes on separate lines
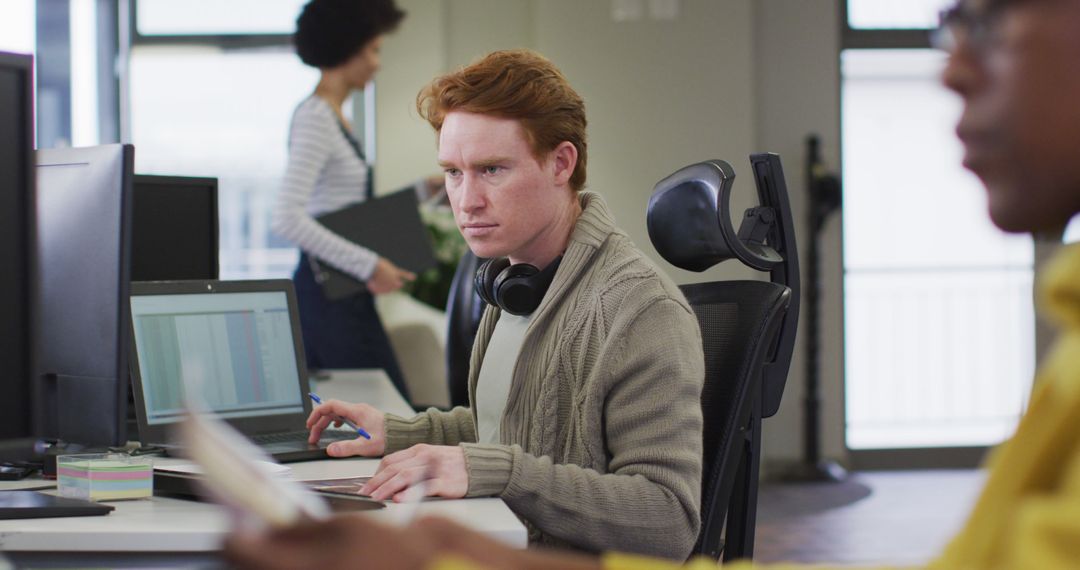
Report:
0,370,526,566
311,368,416,417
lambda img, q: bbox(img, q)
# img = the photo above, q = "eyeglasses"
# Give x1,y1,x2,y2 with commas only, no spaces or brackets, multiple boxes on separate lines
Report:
932,2,1010,55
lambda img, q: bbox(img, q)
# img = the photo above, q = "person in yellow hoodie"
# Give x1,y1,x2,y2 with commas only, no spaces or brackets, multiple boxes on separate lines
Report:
224,0,1080,567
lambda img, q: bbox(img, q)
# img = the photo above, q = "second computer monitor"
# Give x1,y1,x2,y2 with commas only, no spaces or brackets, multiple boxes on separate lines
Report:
131,175,219,281
35,144,135,447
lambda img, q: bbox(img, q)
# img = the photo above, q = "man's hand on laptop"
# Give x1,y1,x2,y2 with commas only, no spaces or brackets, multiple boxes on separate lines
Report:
360,444,468,501
306,399,386,456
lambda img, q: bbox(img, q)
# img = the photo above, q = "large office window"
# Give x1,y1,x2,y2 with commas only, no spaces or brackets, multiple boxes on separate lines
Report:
0,1,35,54
841,2,1035,458
125,0,362,280
7,0,118,148
128,46,317,279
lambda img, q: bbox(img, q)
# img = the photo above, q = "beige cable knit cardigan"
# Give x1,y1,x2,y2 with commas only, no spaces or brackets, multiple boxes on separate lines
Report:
383,192,704,559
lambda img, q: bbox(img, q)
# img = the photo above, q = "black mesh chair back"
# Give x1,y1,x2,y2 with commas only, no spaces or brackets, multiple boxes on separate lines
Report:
445,250,486,408
682,280,790,560
649,155,800,562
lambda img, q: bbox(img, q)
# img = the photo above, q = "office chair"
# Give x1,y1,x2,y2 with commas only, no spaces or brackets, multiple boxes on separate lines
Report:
647,154,801,562
445,250,486,408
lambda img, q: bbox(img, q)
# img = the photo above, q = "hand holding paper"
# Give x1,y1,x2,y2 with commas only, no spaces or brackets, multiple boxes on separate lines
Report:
177,407,330,530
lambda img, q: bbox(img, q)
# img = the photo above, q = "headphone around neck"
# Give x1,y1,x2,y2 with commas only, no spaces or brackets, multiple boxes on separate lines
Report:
474,256,563,316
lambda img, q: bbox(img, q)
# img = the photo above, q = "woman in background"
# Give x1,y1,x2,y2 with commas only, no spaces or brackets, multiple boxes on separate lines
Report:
274,0,415,400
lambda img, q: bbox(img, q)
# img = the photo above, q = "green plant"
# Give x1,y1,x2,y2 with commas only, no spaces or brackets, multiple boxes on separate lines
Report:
406,205,468,310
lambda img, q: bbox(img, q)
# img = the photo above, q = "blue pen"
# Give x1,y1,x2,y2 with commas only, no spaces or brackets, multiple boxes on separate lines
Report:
308,392,372,439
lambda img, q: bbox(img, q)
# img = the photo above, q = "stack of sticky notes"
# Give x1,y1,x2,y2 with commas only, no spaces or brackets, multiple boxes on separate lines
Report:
57,454,153,501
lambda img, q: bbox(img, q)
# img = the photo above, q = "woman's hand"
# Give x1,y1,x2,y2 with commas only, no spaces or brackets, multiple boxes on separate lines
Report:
306,399,386,457
367,257,416,294
224,515,603,570
224,515,437,570
422,174,446,202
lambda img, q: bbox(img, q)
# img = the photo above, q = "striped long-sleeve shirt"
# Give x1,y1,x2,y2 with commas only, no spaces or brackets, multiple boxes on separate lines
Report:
272,95,377,280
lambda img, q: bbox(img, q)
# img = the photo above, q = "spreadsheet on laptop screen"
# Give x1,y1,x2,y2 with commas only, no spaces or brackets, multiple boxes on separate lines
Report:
130,291,304,425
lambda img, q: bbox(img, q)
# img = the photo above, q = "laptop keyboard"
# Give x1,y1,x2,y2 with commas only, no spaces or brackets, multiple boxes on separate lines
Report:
250,430,356,445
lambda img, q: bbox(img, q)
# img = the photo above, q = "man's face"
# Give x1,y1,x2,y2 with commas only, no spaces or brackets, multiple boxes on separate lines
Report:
437,111,575,264
942,0,1080,233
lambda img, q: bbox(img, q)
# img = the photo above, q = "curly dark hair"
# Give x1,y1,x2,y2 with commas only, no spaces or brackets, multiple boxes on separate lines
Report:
294,0,405,69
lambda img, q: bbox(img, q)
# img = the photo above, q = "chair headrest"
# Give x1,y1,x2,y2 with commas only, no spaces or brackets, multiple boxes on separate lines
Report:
647,159,782,272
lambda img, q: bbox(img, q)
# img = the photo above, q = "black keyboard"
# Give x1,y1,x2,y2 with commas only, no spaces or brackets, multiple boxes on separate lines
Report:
320,431,357,442
250,430,356,445
250,431,310,444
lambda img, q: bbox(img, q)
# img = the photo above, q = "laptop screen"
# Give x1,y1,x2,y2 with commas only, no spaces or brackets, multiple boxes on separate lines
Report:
130,290,305,426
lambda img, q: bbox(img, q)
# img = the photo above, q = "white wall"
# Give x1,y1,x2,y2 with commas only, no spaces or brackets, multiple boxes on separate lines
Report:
444,0,532,67
372,0,447,195
754,0,845,466
534,0,759,285
373,0,846,466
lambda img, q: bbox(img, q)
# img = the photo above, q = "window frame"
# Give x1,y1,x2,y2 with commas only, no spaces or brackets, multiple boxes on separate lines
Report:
127,0,299,48
840,1,938,50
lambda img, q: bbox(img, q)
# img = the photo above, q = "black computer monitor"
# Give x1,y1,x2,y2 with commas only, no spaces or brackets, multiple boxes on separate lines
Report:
131,175,219,281
35,144,135,448
0,51,37,458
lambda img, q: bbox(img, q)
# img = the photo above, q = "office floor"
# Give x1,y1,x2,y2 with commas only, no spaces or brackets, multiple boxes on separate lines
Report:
753,470,986,567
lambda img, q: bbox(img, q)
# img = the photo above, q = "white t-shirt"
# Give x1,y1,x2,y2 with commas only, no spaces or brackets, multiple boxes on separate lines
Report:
475,312,533,444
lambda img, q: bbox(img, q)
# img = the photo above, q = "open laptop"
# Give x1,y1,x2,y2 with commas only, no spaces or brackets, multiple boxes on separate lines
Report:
128,279,355,462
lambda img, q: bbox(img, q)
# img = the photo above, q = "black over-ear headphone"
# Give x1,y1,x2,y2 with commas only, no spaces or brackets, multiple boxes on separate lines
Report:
474,256,563,316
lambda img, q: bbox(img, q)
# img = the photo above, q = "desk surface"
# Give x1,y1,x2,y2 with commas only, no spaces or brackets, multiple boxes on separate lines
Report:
310,368,415,417
0,370,526,556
